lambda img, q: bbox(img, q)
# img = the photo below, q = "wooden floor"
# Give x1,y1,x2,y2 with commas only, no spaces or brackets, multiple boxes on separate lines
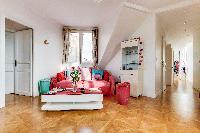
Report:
0,81,200,133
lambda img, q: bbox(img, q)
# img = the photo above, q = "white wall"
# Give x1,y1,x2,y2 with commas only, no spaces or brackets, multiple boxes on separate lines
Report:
131,14,156,98
0,13,5,108
155,15,163,96
0,0,63,105
106,14,157,98
186,43,193,84
105,50,121,81
193,29,200,89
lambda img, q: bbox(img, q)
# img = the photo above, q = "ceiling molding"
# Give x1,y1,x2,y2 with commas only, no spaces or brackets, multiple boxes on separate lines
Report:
123,2,152,13
154,0,200,13
122,0,200,14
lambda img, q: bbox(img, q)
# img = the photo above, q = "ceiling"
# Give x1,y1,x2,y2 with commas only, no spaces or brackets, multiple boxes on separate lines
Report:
17,0,191,27
159,3,200,48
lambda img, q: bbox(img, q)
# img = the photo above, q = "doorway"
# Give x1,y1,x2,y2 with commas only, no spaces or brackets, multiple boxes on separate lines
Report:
5,18,33,96
172,45,193,85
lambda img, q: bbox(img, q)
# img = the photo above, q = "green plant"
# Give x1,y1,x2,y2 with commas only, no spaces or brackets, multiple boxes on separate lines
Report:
70,67,80,85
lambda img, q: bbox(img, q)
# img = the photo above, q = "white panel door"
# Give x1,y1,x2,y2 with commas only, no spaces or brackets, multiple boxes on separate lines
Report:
15,29,32,96
5,32,15,94
165,45,173,85
161,37,166,91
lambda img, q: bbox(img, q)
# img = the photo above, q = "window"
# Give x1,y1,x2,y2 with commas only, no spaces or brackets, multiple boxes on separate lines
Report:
68,31,93,66
82,32,93,64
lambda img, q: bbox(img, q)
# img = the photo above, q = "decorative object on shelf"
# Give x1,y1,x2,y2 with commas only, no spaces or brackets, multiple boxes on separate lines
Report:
70,67,81,92
44,40,49,45
121,37,143,97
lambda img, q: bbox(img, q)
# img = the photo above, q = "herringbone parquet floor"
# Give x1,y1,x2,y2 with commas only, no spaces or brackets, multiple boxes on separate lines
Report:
0,81,200,133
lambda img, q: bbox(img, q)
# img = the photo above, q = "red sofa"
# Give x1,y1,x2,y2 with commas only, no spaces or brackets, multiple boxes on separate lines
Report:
50,67,115,96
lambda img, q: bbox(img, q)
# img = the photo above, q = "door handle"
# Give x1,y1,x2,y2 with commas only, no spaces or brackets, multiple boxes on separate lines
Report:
15,60,17,67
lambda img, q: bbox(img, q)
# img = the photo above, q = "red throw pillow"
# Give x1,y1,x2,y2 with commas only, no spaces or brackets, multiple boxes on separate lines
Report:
50,76,57,90
103,70,110,82
57,72,66,82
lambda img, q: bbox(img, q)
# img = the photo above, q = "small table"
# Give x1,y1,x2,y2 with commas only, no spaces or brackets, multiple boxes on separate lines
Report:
41,88,103,111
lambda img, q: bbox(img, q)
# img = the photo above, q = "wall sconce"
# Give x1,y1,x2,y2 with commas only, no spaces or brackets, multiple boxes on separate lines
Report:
44,40,49,45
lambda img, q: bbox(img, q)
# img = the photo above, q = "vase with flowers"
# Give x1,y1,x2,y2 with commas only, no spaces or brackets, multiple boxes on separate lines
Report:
70,67,81,92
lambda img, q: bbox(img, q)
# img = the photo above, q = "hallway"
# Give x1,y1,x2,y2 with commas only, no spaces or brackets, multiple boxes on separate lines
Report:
164,80,199,120
0,81,200,133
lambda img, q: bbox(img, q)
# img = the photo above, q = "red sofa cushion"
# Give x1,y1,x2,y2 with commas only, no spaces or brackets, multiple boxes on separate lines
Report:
50,76,57,90
103,70,110,82
57,72,66,82
83,80,110,88
55,79,73,88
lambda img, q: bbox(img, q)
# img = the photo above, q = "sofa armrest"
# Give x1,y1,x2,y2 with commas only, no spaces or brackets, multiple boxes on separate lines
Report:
109,75,115,96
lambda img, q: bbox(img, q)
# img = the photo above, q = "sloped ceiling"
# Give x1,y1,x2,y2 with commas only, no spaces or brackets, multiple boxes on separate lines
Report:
99,6,147,67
